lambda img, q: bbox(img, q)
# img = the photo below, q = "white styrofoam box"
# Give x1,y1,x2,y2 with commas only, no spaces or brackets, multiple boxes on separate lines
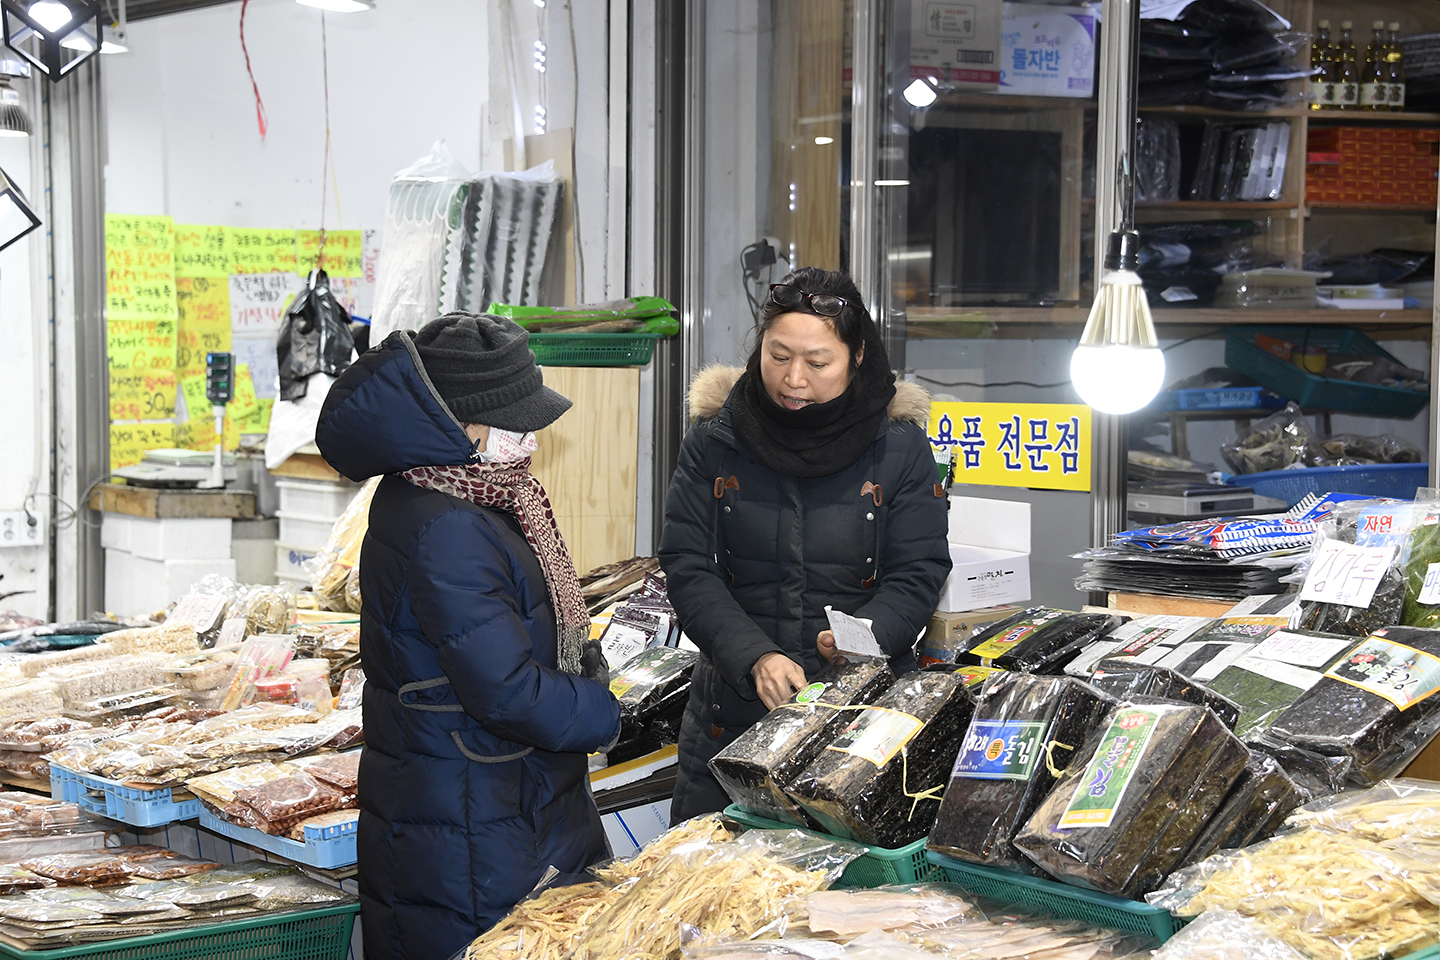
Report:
275,479,355,519
276,542,320,583
940,496,1032,612
102,514,232,562
104,551,236,617
601,802,670,858
277,512,337,550
998,2,1096,98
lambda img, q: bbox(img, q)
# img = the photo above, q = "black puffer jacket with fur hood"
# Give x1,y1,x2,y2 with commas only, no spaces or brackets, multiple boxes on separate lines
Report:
659,365,952,818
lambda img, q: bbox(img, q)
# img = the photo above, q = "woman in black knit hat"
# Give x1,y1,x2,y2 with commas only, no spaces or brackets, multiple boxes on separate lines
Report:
316,314,619,960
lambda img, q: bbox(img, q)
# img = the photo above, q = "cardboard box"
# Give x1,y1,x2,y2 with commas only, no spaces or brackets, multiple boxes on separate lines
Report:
998,3,1095,98
921,604,1025,666
911,0,1002,90
938,496,1032,612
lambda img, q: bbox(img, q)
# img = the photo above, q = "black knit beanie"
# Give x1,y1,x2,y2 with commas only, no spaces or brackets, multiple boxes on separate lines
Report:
412,313,572,432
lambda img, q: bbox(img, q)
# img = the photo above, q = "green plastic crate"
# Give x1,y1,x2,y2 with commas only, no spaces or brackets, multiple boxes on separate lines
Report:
926,850,1182,943
1224,326,1429,418
0,903,360,960
529,333,662,367
722,804,942,888
1400,947,1439,960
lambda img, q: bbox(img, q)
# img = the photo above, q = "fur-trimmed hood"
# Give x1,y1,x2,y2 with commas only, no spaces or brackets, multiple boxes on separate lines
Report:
686,364,931,427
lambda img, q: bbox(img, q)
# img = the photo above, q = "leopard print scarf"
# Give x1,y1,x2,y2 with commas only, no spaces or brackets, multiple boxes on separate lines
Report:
401,459,588,676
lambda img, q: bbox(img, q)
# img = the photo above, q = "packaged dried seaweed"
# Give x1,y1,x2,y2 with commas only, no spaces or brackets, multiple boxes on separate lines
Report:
1180,753,1302,867
1206,630,1358,739
1064,614,1216,678
1089,659,1242,729
1249,736,1353,802
1401,506,1440,628
1013,702,1249,899
955,609,1120,674
1296,501,1421,638
608,646,697,762
929,672,1114,871
787,672,976,847
710,659,893,826
1262,625,1440,784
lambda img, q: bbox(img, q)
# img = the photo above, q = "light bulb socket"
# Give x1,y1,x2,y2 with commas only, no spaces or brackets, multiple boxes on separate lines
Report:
1103,230,1141,273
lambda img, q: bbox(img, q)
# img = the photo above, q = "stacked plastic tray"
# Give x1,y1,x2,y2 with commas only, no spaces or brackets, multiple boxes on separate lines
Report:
50,765,199,828
196,806,357,870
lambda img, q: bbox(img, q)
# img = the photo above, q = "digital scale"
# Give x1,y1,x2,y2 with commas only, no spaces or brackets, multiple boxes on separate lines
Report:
1128,483,1261,519
112,353,239,489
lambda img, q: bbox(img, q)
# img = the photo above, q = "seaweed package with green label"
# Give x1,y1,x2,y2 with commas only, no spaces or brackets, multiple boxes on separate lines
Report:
1012,702,1250,900
709,659,894,827
928,672,1115,872
1295,500,1421,638
1179,753,1304,867
1206,629,1359,740
1262,625,1440,785
1401,505,1440,628
1088,659,1243,730
786,671,976,848
956,608,1122,674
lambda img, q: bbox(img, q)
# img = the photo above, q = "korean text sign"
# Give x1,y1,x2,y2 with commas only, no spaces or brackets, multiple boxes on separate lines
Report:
929,401,1091,492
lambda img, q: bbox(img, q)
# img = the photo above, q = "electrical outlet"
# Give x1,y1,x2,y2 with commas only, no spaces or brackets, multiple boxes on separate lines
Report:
0,511,43,548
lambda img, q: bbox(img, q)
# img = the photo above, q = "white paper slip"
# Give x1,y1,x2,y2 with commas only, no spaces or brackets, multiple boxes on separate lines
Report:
825,606,885,659
1249,631,1355,669
1298,540,1395,609
1420,563,1440,606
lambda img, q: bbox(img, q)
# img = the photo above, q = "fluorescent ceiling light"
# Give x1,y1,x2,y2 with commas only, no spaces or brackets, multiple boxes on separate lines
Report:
902,77,937,107
814,136,834,145
296,0,375,11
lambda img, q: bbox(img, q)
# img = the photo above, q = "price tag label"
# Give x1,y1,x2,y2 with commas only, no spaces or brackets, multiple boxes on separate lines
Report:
1419,563,1440,606
1299,540,1396,609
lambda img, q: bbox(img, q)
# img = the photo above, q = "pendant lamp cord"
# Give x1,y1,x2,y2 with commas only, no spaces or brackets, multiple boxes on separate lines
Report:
239,0,267,141
1118,0,1141,232
316,10,331,266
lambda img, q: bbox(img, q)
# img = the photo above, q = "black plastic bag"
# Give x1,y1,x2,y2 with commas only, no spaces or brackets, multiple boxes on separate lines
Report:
277,269,355,401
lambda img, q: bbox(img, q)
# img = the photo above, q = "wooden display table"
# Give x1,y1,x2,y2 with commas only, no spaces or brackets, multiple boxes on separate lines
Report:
88,484,255,520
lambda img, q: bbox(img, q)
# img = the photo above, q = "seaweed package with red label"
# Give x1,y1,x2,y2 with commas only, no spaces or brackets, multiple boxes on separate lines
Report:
956,608,1122,674
928,672,1116,872
1013,702,1249,900
785,671,976,848
1261,625,1440,785
709,658,894,827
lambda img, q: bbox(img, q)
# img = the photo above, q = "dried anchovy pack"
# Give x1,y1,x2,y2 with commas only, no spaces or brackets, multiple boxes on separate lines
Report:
1013,702,1249,900
1262,625,1440,784
1088,659,1243,730
955,609,1120,674
1180,752,1302,867
929,672,1114,871
710,658,893,826
786,671,975,848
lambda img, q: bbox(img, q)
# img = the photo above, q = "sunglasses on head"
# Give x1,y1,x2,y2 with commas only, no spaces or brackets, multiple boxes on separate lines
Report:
767,283,851,318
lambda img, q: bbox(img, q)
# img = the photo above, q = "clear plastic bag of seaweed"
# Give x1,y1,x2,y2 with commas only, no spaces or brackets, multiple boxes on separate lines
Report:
710,658,893,827
953,608,1121,674
1295,499,1426,638
786,672,976,848
1089,659,1243,729
1179,753,1303,867
1013,702,1249,900
1206,629,1359,740
1247,734,1353,803
928,672,1115,872
1400,498,1440,628
1261,625,1440,785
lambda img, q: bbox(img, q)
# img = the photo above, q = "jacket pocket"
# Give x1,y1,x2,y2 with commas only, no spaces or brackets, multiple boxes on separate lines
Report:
450,730,533,764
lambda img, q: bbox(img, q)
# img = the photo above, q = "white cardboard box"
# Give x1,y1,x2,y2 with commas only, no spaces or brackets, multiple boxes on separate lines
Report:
998,3,1096,98
911,0,1003,90
104,550,236,616
939,496,1032,612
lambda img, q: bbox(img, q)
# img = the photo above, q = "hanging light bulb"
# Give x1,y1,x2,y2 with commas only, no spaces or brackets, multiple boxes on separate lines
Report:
0,75,29,136
295,0,375,11
2,0,101,80
902,77,937,107
1070,230,1165,414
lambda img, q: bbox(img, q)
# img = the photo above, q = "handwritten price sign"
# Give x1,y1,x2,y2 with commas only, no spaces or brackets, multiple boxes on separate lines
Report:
1299,539,1397,609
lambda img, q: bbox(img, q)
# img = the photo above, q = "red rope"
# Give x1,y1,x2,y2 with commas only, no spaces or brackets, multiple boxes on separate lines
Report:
239,0,268,140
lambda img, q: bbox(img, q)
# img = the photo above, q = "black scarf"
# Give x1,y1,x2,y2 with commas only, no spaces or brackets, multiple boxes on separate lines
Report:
729,345,897,479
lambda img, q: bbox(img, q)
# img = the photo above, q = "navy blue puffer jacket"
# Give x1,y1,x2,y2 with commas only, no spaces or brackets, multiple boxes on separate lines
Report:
315,332,621,960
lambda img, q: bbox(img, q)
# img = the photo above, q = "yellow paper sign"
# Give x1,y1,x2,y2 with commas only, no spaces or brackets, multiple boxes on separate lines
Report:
226,228,298,274
930,402,1092,492
296,229,363,277
107,318,177,374
175,411,239,452
178,376,210,421
106,214,177,321
109,369,177,421
174,224,230,278
175,276,232,377
231,364,260,421
110,422,175,471
237,397,274,434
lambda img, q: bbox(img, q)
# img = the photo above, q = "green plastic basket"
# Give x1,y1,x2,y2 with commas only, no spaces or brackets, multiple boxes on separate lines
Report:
925,851,1183,943
1399,947,1439,960
529,333,662,367
0,903,360,960
722,804,942,888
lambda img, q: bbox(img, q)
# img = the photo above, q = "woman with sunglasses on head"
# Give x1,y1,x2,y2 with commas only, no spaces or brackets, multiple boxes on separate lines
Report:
659,267,953,819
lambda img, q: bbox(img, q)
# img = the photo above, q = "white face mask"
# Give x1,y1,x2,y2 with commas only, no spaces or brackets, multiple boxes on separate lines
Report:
477,427,539,463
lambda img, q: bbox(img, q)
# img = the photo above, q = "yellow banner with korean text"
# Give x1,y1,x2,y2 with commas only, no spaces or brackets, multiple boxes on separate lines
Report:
929,402,1091,492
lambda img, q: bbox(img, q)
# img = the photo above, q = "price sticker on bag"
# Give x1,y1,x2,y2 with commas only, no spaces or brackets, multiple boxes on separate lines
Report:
1418,563,1440,606
1299,540,1396,609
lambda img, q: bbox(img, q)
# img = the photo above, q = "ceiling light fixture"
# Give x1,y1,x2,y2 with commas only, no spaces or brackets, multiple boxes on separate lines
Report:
814,136,834,145
1,0,101,80
98,22,124,52
0,163,40,251
295,0,374,11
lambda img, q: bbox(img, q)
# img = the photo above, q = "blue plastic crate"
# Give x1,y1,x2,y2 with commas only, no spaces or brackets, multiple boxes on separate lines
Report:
925,850,1184,943
1158,386,1285,412
1224,326,1429,418
1227,462,1429,507
50,765,199,828
197,806,357,869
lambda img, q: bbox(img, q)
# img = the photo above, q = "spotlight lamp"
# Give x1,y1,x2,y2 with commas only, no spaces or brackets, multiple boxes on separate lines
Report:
0,75,29,136
2,0,102,81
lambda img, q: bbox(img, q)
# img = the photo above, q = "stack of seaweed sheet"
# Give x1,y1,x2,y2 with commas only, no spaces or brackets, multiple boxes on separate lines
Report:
710,659,894,827
952,610,1120,674
607,646,697,763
